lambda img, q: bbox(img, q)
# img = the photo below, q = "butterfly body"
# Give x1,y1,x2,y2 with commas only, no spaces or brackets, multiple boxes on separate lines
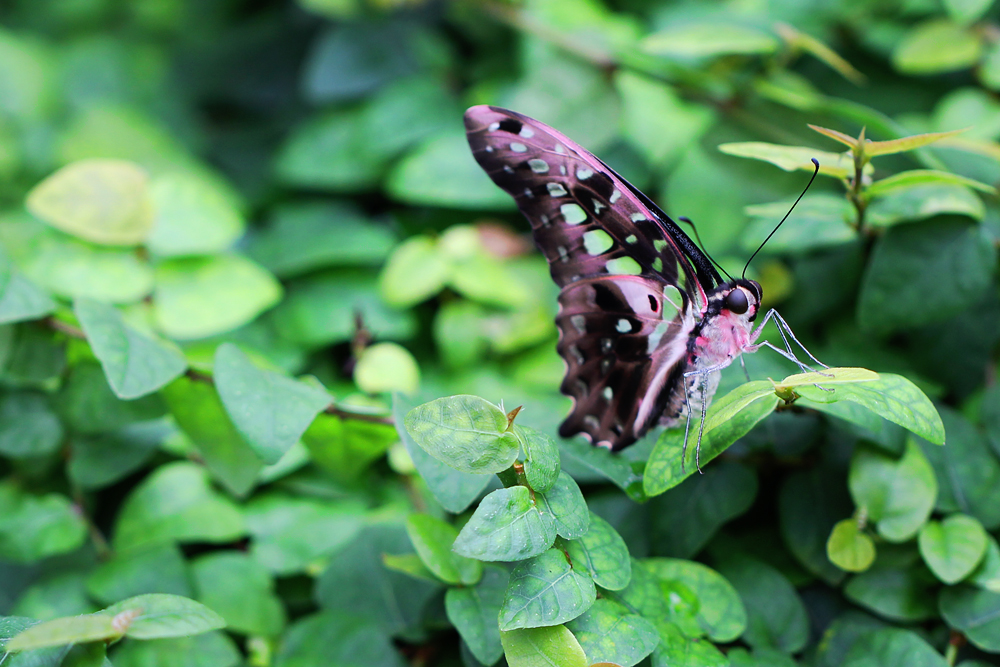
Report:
465,105,764,451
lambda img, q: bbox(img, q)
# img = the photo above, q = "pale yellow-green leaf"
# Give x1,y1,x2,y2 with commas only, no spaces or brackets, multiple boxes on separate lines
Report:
354,342,420,395
864,128,969,157
865,170,995,199
718,142,857,179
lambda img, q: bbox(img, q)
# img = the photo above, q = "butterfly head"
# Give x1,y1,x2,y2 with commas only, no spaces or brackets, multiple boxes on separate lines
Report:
718,279,762,323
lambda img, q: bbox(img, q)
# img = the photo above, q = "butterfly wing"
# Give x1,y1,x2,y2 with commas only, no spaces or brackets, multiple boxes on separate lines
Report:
465,105,718,450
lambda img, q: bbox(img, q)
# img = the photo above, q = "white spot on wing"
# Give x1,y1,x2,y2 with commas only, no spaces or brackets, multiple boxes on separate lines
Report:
547,182,568,197
520,126,535,138
631,213,646,222
571,315,586,334
528,159,549,173
616,319,632,333
603,386,613,400
560,203,587,225
554,143,566,154
610,189,622,204
488,122,500,131
577,167,594,180
510,142,527,152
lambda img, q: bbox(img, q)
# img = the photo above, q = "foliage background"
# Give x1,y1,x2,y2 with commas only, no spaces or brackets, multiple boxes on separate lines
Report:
1,0,1000,665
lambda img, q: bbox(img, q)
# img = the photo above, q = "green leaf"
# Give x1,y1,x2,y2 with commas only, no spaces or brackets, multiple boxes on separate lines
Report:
386,132,516,210
5,614,118,652
797,374,945,445
843,628,948,667
968,536,1000,593
944,0,994,24
213,343,330,464
0,482,87,562
393,393,490,513
848,441,937,542
102,594,226,639
644,558,747,642
940,585,1000,652
866,169,994,198
452,486,556,562
86,544,192,605
651,620,729,667
718,142,858,179
536,472,589,540
405,514,482,585
146,171,244,257
249,201,395,278
565,512,632,591
644,382,778,495
499,625,588,667
273,612,403,667
743,194,856,252
378,236,450,308
354,342,420,395
153,254,282,340
827,519,876,573
112,462,246,552
892,20,983,75
276,270,415,346
58,361,166,434
75,298,187,399
161,375,264,497
25,159,153,246
190,552,285,637
516,425,560,493
918,409,1000,530
844,566,936,621
244,492,365,575
0,391,63,459
642,23,778,57
780,467,852,585
0,250,54,324
918,514,988,584
602,558,670,621
866,183,985,227
110,632,240,667
404,395,520,475
565,598,659,667
499,548,596,630
315,524,439,636
445,565,508,665
864,129,971,158
715,555,808,652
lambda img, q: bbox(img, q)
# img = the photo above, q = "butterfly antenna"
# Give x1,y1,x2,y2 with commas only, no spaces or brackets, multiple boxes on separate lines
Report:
742,158,819,279
678,216,733,282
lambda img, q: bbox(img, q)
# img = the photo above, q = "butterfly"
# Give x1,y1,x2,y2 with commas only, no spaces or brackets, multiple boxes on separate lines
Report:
465,105,815,458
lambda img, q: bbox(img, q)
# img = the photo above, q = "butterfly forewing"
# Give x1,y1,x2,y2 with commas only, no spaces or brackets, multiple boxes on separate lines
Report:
465,105,709,450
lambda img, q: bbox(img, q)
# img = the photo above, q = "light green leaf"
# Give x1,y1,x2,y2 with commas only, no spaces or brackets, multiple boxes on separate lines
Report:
5,613,118,652
601,558,670,621
516,425,560,493
75,298,187,399
103,594,226,639
26,159,153,246
718,142,857,179
161,376,264,497
406,514,482,586
866,183,985,227
651,620,729,667
0,250,54,324
644,381,778,495
892,20,983,75
827,519,876,572
797,374,945,445
536,472,589,540
565,598,659,667
499,548,596,630
146,171,244,257
213,343,330,464
849,441,937,542
866,169,994,198
452,486,556,562
500,625,588,667
565,512,631,591
154,254,282,340
644,558,747,642
0,482,87,562
404,395,520,474
86,544,192,605
111,631,240,667
918,514,988,583
945,0,994,24
743,194,856,252
642,23,778,57
354,342,420,395
940,585,1000,652
112,462,246,552
378,236,450,308
777,367,879,388
864,129,971,158
968,536,1000,593
445,565,508,665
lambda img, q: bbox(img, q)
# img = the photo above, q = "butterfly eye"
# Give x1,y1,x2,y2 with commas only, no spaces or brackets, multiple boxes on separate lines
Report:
725,289,749,314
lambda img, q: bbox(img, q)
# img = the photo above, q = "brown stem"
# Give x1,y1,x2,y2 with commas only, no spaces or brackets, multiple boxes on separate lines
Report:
45,316,85,339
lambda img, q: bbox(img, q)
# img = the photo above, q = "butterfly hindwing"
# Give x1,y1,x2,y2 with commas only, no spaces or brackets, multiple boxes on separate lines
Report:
465,105,712,449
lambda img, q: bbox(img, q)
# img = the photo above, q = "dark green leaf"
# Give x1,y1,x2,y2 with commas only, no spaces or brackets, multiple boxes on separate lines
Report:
111,631,240,667
644,558,747,642
273,611,404,667
444,565,508,665
406,514,482,585
848,441,937,542
650,620,729,667
0,482,87,562
744,194,856,252
844,566,937,622
968,536,1000,593
75,298,187,399
453,486,556,562
918,514,988,584
56,363,165,434
939,585,1000,652
842,627,947,667
857,218,995,334
68,421,165,490
565,512,631,591
516,425,560,493
191,552,285,636
213,343,330,464
565,598,659,667
0,250,54,324
715,555,809,652
780,467,852,584
867,184,985,227
86,544,191,605
499,548,596,630
601,558,670,621
0,391,62,458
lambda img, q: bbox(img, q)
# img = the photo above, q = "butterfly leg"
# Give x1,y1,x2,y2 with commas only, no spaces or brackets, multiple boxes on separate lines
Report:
749,309,828,373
